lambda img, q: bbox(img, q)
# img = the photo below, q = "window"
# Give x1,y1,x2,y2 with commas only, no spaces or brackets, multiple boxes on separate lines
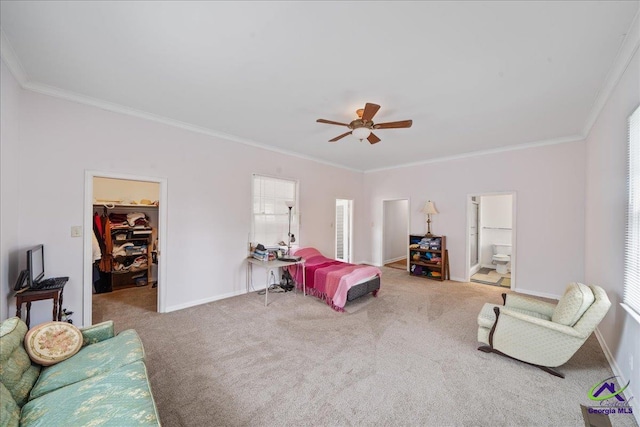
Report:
624,105,640,316
252,174,298,246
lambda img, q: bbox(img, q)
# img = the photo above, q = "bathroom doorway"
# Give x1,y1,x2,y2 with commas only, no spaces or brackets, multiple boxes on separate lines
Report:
466,193,516,289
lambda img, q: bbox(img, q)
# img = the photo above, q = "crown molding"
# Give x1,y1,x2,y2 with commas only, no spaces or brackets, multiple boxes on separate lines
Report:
363,134,585,174
0,27,362,174
21,81,363,173
4,10,635,175
0,28,28,85
582,9,640,138
16,79,588,175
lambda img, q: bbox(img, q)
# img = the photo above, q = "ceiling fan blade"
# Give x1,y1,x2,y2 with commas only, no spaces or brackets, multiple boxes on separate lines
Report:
317,119,350,127
367,133,381,144
361,103,381,122
329,131,352,142
374,120,413,129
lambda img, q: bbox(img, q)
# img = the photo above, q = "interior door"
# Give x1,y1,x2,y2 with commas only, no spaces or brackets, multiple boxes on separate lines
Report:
335,199,353,262
470,199,479,266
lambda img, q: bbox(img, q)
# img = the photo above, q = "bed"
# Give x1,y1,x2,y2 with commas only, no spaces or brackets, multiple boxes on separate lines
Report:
288,247,381,312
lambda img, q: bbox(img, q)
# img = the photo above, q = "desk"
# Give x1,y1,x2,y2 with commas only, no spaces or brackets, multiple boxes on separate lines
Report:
15,288,64,328
246,258,305,306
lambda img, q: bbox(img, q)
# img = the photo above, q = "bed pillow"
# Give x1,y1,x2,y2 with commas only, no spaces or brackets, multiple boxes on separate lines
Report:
291,247,323,259
24,322,83,366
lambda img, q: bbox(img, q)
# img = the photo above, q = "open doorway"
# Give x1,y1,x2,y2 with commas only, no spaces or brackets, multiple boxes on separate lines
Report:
83,171,168,326
335,199,353,263
382,199,410,270
466,193,516,289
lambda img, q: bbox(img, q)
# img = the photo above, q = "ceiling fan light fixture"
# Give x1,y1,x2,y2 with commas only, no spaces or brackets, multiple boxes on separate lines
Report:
352,127,371,141
316,103,412,144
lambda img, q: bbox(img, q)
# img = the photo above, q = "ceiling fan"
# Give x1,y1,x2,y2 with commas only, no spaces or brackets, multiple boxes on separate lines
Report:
316,103,412,144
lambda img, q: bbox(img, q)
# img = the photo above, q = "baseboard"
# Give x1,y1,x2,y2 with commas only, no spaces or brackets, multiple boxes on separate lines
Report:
449,276,465,282
359,260,380,267
594,327,640,425
470,264,481,276
384,256,406,264
165,289,245,312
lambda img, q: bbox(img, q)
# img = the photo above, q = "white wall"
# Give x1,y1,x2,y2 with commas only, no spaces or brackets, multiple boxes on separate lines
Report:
584,45,639,419
383,199,408,263
479,194,512,268
0,60,21,320
2,86,364,326
363,140,586,297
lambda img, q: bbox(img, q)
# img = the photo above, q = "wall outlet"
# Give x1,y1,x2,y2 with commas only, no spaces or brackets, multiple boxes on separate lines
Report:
71,226,83,237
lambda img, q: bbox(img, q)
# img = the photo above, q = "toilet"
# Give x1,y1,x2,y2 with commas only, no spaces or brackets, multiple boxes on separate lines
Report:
492,244,512,274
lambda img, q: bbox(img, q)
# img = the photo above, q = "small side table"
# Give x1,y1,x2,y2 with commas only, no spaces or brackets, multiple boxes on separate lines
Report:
246,258,305,306
15,288,64,328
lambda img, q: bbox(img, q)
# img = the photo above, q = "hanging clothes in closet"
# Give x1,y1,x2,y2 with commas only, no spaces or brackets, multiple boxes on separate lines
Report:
94,207,113,293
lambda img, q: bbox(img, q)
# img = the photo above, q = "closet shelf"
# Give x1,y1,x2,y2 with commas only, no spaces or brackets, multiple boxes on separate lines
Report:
411,260,442,268
93,203,157,209
113,237,150,242
411,248,442,254
112,268,148,275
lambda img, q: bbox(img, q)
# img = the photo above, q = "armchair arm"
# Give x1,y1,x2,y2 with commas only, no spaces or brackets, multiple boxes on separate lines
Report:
80,320,115,347
500,308,585,338
504,293,556,318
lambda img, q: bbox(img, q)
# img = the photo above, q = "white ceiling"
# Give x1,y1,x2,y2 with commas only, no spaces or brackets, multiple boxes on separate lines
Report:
1,1,638,171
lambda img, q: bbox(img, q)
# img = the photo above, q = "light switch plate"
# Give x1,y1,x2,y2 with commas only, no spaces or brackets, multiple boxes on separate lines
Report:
71,226,83,237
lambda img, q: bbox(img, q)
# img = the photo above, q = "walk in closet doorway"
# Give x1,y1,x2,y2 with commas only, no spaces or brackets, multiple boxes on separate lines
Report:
83,171,168,326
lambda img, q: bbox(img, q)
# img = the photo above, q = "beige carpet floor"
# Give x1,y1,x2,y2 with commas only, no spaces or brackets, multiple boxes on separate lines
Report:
92,268,637,427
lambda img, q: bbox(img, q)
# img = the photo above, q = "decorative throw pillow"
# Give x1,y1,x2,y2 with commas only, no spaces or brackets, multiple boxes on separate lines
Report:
24,322,83,366
552,282,595,326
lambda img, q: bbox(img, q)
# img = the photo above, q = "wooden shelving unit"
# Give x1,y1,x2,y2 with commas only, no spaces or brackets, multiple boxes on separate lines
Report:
93,204,156,291
409,234,449,281
110,228,153,290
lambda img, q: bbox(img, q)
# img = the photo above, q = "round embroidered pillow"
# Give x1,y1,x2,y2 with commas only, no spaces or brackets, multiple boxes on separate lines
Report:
24,321,83,366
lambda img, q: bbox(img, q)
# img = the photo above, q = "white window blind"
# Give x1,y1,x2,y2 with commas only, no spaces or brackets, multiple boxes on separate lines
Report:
252,175,298,246
624,105,640,316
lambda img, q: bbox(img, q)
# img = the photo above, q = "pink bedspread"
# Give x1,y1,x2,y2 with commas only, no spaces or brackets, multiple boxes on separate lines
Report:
289,247,381,312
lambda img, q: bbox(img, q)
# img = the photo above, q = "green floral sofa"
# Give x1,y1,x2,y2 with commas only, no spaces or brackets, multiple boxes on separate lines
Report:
0,317,160,426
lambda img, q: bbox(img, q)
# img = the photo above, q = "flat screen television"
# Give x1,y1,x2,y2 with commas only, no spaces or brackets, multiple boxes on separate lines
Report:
27,244,45,286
